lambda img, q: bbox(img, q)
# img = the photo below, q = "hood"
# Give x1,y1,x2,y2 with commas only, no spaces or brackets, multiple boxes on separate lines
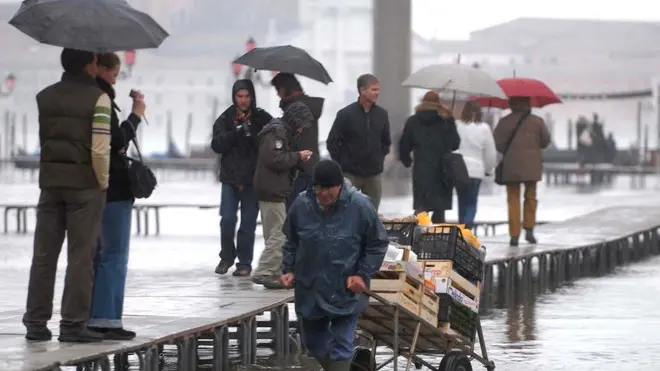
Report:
257,118,287,140
280,94,324,121
282,101,315,131
416,109,441,125
232,79,257,111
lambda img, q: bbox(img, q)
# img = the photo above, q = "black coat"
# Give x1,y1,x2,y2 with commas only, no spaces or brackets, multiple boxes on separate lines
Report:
326,101,391,177
399,110,460,212
96,77,141,203
211,79,272,186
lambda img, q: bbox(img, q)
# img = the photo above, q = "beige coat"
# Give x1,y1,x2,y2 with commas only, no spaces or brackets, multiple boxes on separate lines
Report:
493,112,551,183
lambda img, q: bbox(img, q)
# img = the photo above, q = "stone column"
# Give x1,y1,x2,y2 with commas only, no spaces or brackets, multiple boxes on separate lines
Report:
372,0,411,190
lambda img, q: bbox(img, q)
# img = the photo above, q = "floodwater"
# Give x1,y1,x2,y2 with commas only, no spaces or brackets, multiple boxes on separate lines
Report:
2,173,660,371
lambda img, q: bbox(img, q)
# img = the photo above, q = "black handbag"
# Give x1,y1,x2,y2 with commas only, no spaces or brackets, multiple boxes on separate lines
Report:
443,152,470,189
495,112,530,185
123,120,157,199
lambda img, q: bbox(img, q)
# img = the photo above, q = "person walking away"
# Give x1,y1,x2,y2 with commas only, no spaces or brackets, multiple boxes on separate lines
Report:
398,91,460,223
211,79,272,276
252,102,314,288
326,74,391,210
280,159,389,371
270,73,324,211
493,97,551,246
455,100,497,229
87,53,146,340
23,49,110,343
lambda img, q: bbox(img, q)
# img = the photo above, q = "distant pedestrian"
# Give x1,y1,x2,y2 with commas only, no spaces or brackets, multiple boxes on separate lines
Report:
271,73,325,211
326,74,391,211
87,52,146,340
280,159,389,371
493,97,551,246
23,49,110,343
455,100,497,229
211,79,272,277
399,91,460,223
252,102,314,289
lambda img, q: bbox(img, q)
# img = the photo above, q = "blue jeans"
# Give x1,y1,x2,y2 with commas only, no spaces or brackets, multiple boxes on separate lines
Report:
457,178,482,229
287,173,312,212
89,200,133,328
300,315,359,362
220,184,259,270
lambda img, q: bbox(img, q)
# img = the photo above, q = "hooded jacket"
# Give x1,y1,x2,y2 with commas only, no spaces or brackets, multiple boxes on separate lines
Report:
254,102,314,202
211,79,272,186
279,94,324,176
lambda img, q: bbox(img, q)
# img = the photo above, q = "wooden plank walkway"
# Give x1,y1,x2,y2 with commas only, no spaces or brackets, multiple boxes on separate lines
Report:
0,270,292,371
480,206,660,264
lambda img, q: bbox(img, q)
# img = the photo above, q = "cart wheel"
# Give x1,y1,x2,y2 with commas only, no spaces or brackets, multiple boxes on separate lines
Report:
351,346,375,371
439,351,473,371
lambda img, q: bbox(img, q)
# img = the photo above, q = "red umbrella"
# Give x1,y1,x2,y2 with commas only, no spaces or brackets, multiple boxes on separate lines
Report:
470,78,561,108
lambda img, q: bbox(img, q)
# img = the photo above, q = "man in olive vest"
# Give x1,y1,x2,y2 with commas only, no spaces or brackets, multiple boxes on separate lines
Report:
23,49,112,343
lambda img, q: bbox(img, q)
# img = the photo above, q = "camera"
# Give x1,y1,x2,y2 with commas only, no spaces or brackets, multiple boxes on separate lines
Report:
129,89,139,99
237,120,252,137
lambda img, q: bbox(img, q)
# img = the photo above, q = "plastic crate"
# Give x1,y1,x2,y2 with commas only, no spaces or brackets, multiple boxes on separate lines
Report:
437,293,478,342
413,225,484,282
381,221,419,245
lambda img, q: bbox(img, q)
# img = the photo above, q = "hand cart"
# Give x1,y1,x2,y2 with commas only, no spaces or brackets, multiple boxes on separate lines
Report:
355,291,495,371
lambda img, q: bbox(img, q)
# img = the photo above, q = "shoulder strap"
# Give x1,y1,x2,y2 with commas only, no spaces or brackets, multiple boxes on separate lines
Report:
501,112,530,157
123,118,144,162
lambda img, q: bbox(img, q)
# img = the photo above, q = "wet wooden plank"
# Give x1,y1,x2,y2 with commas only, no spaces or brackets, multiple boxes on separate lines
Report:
0,287,291,370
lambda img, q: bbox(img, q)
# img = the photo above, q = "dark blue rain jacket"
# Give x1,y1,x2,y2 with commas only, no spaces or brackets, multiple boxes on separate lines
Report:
282,181,389,319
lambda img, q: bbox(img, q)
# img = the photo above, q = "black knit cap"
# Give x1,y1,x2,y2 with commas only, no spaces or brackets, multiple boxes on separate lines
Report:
313,159,344,188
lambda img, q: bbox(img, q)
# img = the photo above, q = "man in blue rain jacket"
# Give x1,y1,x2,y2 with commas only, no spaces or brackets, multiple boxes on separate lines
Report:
280,159,389,371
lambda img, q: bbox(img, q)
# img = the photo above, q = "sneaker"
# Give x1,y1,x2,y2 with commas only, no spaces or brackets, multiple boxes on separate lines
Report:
25,327,52,341
58,327,104,343
215,261,231,275
233,267,251,277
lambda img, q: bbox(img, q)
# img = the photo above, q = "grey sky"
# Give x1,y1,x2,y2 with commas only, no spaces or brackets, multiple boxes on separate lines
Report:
1,0,659,40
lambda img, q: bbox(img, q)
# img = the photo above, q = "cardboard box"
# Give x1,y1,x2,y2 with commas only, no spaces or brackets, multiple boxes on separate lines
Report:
379,260,423,279
433,277,479,313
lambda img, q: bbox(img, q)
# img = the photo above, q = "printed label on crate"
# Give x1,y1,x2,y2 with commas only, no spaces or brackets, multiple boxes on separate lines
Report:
433,278,479,313
422,261,452,279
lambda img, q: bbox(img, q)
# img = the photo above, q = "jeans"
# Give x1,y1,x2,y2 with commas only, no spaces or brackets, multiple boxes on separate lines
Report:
300,315,359,362
457,178,482,229
287,173,312,212
89,200,133,328
219,184,259,270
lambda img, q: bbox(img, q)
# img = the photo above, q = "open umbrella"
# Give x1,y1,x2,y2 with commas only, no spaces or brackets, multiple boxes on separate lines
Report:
401,64,507,99
233,45,333,85
471,78,562,108
8,0,169,53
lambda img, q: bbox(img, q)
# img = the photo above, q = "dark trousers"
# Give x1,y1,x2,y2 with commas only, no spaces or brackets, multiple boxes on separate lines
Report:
219,183,259,270
23,188,105,331
286,173,312,211
457,178,482,229
89,200,133,328
301,315,359,362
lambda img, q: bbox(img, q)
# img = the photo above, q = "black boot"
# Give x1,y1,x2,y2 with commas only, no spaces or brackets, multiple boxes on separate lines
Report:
525,228,537,244
510,236,519,247
25,327,52,341
58,327,104,343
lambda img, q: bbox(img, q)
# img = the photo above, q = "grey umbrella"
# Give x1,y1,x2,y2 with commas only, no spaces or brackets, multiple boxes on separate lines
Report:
8,0,169,53
402,64,507,99
233,45,333,85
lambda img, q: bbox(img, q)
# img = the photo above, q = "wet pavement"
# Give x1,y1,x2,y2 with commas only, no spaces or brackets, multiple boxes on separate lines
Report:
1,178,660,370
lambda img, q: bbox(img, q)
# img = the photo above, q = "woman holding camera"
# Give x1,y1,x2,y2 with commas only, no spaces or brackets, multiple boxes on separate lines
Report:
88,52,146,340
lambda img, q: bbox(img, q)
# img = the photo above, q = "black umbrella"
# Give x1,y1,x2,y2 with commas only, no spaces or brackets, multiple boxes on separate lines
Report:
8,0,169,53
233,45,333,85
